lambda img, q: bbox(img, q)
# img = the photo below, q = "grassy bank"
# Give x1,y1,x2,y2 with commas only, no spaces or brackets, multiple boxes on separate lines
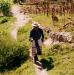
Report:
30,14,74,32
18,22,32,48
0,12,74,75
18,13,74,75
0,16,35,75
0,16,15,34
1,60,35,75
29,14,74,75
42,43,74,75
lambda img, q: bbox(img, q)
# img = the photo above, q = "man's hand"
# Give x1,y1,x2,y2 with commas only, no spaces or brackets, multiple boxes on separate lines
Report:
29,38,33,42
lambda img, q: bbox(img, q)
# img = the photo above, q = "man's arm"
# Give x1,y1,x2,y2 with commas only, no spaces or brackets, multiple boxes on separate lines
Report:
41,29,44,42
29,30,33,42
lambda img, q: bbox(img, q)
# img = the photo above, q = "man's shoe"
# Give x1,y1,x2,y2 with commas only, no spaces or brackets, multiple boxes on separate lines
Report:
34,57,39,63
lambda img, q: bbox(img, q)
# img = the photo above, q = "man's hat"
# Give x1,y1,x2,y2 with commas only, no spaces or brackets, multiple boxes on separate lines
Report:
32,22,40,27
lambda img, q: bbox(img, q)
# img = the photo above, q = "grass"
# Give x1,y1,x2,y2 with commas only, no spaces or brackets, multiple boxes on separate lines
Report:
0,19,35,75
0,16,29,72
48,49,74,75
0,10,74,75
41,43,74,75
0,16,36,75
0,60,35,75
30,14,74,32
29,13,74,75
18,22,32,48
3,13,74,75
0,16,15,34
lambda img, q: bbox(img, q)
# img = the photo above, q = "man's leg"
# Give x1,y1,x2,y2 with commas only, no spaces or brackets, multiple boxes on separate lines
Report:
35,40,42,55
34,54,39,63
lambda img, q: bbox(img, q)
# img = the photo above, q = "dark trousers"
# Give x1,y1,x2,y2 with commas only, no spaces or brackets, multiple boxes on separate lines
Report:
35,40,42,55
34,54,38,63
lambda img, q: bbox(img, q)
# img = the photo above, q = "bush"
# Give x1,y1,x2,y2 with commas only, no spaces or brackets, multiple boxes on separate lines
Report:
0,35,29,72
0,16,8,24
0,0,10,16
50,44,74,55
51,44,62,53
13,0,18,3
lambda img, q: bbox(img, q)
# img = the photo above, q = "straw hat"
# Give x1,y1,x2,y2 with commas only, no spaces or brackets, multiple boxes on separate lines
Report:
32,22,40,27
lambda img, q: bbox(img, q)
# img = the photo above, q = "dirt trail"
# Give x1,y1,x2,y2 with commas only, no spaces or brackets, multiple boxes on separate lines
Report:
10,5,31,40
11,5,48,75
34,63,48,75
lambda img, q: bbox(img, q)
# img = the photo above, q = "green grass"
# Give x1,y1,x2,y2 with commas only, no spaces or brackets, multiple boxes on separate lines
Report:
0,21,36,75
0,16,35,75
48,50,74,75
41,43,74,75
0,16,15,34
18,22,32,48
0,12,74,75
0,60,35,75
9,13,74,75
30,14,74,32
29,13,74,75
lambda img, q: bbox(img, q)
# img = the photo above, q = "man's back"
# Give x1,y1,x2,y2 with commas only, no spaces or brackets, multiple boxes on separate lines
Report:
30,27,44,40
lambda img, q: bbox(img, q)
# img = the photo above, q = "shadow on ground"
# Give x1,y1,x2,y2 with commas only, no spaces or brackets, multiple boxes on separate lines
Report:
40,57,54,71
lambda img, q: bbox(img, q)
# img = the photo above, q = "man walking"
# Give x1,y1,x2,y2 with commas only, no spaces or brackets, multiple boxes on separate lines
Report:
29,22,44,63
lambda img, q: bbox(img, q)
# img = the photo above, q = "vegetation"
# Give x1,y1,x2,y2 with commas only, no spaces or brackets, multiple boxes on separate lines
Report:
30,13,74,75
0,1,35,75
0,12,74,75
1,60,35,75
0,16,12,24
30,14,74,32
0,0,11,16
44,43,74,75
0,16,29,72
0,36,29,71
0,0,74,75
0,16,15,34
18,22,32,48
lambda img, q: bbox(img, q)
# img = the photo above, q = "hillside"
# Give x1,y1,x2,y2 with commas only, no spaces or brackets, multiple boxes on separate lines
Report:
0,0,74,75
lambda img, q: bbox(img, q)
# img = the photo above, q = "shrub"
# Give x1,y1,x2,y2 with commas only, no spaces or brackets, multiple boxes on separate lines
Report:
51,44,63,53
0,0,10,16
50,44,74,55
0,16,8,24
13,0,18,3
0,35,29,72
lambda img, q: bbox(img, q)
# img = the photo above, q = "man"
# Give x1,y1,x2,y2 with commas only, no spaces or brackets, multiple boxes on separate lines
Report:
29,22,44,63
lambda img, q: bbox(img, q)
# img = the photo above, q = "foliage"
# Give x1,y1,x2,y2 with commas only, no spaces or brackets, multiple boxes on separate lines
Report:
0,34,29,72
0,16,9,24
50,44,73,54
0,60,35,75
18,22,32,48
0,16,29,71
47,44,74,75
0,16,15,35
0,16,15,25
0,20,35,75
0,0,11,16
13,0,18,3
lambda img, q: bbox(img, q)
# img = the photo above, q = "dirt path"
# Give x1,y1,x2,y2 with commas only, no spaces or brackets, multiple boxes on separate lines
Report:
34,62,48,75
11,5,48,75
30,48,48,75
10,5,31,40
